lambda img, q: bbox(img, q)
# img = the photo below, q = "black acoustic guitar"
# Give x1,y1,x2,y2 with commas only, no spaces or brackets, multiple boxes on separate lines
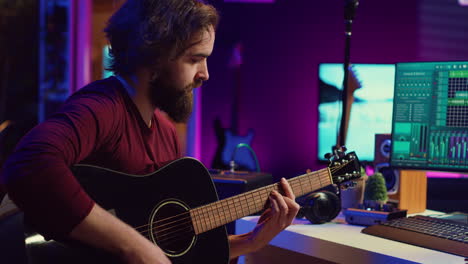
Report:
22,151,361,263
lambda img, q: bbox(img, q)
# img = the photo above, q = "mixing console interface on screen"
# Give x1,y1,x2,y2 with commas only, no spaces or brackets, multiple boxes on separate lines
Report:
391,62,468,171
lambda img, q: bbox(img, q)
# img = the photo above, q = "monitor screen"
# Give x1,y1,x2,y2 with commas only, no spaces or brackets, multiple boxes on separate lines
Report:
102,45,113,78
390,61,468,172
318,63,396,162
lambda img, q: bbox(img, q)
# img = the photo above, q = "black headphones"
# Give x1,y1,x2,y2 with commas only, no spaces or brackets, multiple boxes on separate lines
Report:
296,189,341,224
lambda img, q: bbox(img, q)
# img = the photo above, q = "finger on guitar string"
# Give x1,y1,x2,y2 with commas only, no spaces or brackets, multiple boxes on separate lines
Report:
280,177,296,200
270,190,288,220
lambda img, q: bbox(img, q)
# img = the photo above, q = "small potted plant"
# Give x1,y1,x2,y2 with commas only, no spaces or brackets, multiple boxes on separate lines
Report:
363,172,388,210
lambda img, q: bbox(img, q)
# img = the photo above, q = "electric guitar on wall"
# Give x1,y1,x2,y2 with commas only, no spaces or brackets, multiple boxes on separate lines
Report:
212,42,256,171
336,65,362,147
12,149,361,263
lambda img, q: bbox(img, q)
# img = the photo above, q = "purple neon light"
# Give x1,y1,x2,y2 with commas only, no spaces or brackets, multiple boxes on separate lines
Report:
76,0,91,91
69,0,91,93
427,171,467,178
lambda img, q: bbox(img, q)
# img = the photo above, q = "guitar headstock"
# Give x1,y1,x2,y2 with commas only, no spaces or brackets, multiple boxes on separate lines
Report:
325,147,361,188
347,64,362,93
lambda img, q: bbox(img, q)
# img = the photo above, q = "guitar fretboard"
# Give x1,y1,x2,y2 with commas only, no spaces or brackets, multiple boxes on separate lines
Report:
190,167,332,234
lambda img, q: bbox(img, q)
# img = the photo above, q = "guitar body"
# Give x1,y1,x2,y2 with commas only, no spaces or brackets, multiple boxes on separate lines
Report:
28,158,229,264
212,118,256,171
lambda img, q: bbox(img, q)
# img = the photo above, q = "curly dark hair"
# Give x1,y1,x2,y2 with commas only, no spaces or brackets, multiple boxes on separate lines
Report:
104,0,219,76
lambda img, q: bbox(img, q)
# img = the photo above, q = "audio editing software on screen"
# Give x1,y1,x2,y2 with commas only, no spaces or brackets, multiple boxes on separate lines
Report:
391,61,468,172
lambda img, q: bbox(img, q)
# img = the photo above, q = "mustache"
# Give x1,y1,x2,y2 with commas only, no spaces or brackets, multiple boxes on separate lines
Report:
190,80,203,89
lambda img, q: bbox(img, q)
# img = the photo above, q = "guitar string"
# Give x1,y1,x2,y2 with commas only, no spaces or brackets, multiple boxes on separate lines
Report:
138,170,352,246
137,179,325,243
132,165,351,245
132,165,346,235
138,186,297,238
137,179,323,245
133,168,332,234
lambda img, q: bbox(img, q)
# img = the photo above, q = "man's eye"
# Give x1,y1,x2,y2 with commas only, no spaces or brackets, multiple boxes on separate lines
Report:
191,57,204,63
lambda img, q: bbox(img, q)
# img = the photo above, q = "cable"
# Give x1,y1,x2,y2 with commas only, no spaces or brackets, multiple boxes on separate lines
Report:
230,143,260,172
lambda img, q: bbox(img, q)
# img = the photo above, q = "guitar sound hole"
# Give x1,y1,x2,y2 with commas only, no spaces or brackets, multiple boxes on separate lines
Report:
149,200,196,257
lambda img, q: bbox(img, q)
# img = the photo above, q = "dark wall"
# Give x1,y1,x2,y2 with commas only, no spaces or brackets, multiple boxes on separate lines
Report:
0,1,38,124
201,0,420,180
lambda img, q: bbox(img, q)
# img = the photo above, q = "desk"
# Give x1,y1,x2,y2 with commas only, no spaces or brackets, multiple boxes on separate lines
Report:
235,211,465,264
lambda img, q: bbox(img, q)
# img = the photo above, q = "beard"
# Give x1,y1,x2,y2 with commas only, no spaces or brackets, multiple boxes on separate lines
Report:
149,73,202,123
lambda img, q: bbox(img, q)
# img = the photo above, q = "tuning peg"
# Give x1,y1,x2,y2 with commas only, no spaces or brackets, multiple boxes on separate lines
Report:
324,153,333,160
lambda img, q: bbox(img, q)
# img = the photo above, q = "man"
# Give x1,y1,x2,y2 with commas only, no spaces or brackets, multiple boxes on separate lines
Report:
0,0,299,263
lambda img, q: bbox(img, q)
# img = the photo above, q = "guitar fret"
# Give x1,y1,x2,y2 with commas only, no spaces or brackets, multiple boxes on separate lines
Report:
307,172,314,194
291,178,303,197
219,200,227,224
235,197,242,218
245,192,254,216
195,208,203,233
208,204,217,228
227,198,235,222
190,209,198,234
203,205,212,232
245,193,251,213
318,172,323,189
199,209,205,232
231,197,238,222
195,208,201,234
298,179,304,196
196,207,204,233
213,202,221,226
320,169,332,186
213,202,222,227
239,195,247,216
220,200,228,225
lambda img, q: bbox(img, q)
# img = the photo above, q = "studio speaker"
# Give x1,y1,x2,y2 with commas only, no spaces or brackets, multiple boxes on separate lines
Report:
374,134,399,194
374,134,427,214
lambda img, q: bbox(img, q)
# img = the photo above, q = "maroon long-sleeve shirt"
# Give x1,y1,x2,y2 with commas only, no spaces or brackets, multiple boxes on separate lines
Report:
0,76,181,239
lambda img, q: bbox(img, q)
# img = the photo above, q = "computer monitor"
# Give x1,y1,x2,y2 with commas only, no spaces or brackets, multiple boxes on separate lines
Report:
390,61,468,172
317,63,396,162
102,45,113,78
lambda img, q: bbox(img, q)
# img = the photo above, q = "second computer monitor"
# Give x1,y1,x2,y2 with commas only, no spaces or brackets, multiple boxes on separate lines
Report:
318,63,396,162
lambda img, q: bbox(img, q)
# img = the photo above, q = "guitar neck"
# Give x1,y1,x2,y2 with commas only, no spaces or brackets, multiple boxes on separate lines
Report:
190,167,332,234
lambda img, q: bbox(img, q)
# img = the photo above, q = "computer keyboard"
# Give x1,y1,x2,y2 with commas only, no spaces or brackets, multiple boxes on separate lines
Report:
362,215,468,257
